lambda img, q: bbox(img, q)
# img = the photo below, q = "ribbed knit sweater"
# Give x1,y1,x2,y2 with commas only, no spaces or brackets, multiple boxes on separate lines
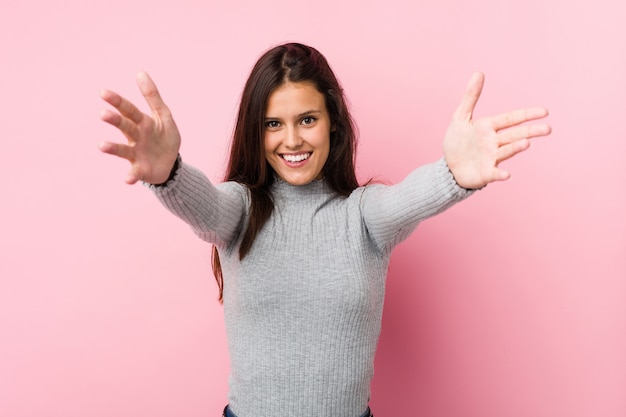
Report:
151,157,473,417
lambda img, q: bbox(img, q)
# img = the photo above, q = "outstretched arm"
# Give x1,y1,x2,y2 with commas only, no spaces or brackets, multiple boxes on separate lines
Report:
443,72,552,189
98,73,246,246
99,72,181,185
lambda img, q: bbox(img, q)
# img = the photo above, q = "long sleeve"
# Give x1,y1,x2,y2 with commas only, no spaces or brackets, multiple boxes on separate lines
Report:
360,158,474,254
147,159,248,248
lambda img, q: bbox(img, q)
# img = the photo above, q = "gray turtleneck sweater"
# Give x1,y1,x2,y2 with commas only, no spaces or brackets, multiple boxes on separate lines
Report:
151,157,472,417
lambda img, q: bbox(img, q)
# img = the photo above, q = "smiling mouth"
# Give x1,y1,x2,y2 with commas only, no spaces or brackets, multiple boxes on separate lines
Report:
281,153,311,163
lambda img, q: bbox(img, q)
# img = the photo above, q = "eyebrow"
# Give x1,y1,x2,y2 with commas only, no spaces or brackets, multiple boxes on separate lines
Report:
265,110,323,119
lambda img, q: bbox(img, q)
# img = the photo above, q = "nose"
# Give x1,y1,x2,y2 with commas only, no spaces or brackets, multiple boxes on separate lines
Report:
284,126,303,149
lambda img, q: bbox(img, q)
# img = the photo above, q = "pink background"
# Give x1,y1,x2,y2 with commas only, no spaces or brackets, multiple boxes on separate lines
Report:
1,1,624,416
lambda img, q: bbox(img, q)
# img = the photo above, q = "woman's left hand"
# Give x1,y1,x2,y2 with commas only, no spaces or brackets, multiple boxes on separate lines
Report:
443,72,552,189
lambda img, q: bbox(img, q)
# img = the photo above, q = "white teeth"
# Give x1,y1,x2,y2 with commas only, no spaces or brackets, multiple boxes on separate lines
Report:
282,153,311,162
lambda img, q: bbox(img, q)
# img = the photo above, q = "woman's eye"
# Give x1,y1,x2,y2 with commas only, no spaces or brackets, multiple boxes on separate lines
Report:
301,116,315,125
266,120,280,128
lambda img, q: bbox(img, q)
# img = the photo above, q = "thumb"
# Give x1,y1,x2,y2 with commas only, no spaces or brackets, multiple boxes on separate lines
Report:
453,72,485,122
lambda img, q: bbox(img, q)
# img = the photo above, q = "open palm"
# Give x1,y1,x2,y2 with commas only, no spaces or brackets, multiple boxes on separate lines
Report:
443,72,551,189
99,72,181,185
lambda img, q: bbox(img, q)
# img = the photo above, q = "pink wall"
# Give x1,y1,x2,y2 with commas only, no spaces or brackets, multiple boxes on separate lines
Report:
1,1,624,416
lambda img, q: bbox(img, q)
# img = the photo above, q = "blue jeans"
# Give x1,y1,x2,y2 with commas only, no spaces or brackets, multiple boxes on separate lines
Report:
223,405,374,417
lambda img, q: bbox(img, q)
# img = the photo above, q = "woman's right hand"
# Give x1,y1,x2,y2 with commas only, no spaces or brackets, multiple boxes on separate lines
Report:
99,72,181,185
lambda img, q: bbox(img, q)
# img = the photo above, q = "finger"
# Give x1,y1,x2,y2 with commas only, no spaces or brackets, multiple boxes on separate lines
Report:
497,123,552,145
479,166,511,184
453,72,485,122
136,72,171,119
491,107,549,131
98,141,134,161
100,89,145,124
98,141,142,185
489,167,511,182
496,138,531,164
99,109,140,141
125,167,141,185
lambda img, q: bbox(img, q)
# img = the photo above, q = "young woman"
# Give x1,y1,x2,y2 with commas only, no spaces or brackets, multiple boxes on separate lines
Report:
99,43,551,417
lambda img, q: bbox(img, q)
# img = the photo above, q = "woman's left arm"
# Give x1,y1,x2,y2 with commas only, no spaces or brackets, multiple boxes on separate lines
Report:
443,72,552,189
361,73,551,253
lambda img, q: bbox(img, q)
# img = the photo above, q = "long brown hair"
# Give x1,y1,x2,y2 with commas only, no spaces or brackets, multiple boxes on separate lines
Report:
212,43,359,302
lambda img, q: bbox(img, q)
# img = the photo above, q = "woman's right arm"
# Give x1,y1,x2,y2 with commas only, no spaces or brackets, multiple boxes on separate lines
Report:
149,159,246,246
99,72,245,246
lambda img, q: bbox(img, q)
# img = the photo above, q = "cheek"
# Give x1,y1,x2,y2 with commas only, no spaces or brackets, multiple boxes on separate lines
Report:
309,124,331,147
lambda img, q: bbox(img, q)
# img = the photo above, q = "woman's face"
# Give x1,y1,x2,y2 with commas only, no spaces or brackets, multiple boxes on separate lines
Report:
263,81,331,186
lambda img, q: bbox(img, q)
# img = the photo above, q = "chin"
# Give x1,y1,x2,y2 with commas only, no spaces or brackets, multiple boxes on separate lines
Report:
284,178,313,186
279,173,318,186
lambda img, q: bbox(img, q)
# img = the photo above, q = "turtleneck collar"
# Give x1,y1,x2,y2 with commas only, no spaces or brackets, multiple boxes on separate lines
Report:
271,175,332,197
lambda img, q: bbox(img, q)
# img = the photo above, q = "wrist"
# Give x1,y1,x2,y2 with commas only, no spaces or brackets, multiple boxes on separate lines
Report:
152,155,181,187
